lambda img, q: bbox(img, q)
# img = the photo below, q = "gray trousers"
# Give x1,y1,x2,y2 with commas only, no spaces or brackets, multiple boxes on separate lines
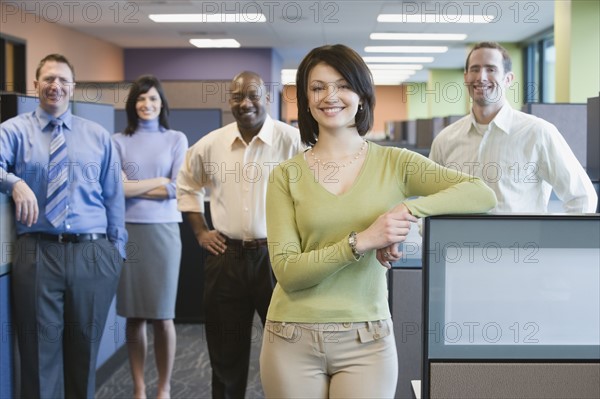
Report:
11,235,122,399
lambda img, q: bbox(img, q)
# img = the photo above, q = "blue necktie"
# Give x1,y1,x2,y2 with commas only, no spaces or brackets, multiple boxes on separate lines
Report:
46,119,68,227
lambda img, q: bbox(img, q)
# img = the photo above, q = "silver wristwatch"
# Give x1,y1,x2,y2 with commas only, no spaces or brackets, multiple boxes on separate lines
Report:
348,231,364,259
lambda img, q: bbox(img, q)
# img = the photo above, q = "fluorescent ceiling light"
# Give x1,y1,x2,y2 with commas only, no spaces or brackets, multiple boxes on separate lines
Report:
367,64,423,70
150,13,266,23
363,56,434,63
370,33,467,41
378,14,494,23
373,77,410,85
365,46,448,53
371,70,416,78
190,39,240,48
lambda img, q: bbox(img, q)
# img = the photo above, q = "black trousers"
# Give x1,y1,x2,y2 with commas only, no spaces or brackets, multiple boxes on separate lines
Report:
203,244,275,399
11,235,122,399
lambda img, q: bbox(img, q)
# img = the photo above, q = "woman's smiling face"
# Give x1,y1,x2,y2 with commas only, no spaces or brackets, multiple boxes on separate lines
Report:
307,62,361,132
135,86,162,121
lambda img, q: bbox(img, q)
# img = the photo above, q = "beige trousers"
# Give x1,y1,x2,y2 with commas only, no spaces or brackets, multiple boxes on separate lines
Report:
260,319,398,398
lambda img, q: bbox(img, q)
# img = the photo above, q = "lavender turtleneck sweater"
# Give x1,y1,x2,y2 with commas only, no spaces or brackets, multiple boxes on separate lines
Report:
112,119,188,223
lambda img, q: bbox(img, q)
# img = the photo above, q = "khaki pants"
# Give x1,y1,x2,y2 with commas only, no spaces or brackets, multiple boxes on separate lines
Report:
260,319,398,398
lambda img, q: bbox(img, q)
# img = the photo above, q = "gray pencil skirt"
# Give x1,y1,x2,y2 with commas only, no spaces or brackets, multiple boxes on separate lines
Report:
117,222,182,319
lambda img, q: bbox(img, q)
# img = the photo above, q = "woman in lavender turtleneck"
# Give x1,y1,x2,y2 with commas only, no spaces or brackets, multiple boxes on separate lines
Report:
112,75,188,399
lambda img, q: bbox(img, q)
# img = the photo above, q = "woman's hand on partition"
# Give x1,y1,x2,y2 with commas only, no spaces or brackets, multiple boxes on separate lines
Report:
355,208,417,256
376,245,402,269
372,203,417,267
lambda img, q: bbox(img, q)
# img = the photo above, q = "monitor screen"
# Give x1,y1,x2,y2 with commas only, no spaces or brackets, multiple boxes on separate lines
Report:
424,215,600,360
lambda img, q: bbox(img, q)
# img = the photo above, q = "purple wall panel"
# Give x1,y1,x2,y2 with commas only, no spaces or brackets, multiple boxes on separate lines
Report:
124,47,282,118
124,48,274,82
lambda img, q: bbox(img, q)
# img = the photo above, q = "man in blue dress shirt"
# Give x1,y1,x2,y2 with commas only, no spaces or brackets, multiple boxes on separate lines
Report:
0,54,127,398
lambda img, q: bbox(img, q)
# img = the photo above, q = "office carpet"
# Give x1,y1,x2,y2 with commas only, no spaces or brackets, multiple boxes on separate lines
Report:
95,323,265,399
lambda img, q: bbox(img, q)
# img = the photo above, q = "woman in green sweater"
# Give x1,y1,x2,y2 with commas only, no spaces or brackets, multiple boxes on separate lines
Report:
260,44,497,398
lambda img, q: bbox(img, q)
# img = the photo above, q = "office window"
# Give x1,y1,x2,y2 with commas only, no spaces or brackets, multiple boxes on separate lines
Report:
524,32,555,103
542,38,555,103
0,35,26,94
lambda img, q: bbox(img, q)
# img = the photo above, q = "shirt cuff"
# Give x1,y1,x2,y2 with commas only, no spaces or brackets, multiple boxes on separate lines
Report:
1,173,23,196
166,182,177,199
177,194,206,213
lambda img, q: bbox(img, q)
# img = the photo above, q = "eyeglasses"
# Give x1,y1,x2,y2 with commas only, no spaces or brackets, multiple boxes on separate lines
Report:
39,76,74,85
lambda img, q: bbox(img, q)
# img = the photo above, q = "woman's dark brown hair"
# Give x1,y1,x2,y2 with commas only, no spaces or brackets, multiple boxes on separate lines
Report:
124,75,170,135
296,44,375,146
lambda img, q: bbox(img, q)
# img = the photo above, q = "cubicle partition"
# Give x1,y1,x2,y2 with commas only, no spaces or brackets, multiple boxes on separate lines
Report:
386,120,417,146
588,96,600,212
0,193,16,399
390,254,423,399
522,103,588,167
443,115,463,127
588,96,600,179
416,117,445,149
114,108,221,142
422,215,600,399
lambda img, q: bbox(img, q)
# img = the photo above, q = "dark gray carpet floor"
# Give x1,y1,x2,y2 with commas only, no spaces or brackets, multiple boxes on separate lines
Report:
95,323,265,399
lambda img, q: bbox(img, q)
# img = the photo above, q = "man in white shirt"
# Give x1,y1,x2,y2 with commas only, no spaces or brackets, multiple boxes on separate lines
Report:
430,41,597,213
176,71,303,398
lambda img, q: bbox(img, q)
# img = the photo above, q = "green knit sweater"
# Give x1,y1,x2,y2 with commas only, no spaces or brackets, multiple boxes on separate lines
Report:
266,142,496,322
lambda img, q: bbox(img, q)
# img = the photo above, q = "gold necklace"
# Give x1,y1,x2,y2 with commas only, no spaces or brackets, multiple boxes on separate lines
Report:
310,140,367,168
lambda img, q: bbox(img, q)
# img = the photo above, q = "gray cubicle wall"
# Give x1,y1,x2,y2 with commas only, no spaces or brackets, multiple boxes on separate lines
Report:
422,215,600,399
522,103,587,168
443,114,463,127
0,193,15,399
1,93,116,133
402,120,417,146
587,96,599,181
114,108,222,143
389,226,424,399
416,117,445,148
390,267,423,399
386,120,417,146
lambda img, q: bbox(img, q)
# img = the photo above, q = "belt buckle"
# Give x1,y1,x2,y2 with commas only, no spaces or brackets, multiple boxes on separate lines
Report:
57,233,77,243
242,240,255,249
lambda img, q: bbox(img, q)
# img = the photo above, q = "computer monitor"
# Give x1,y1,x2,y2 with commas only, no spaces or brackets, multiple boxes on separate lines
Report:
423,215,600,360
421,215,600,398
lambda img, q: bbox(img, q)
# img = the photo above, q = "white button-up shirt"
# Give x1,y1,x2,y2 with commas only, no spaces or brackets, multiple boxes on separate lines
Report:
177,115,303,239
430,104,597,213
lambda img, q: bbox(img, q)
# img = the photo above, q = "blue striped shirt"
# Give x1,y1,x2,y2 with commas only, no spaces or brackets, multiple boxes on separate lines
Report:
0,107,127,257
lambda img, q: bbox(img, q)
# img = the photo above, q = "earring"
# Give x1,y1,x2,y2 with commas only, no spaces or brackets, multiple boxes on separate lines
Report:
358,104,363,111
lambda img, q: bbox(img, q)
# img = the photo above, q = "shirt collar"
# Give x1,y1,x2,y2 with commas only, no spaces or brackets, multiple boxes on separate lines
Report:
467,111,485,136
228,114,274,147
35,106,73,131
490,103,512,135
138,118,165,133
468,103,513,136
